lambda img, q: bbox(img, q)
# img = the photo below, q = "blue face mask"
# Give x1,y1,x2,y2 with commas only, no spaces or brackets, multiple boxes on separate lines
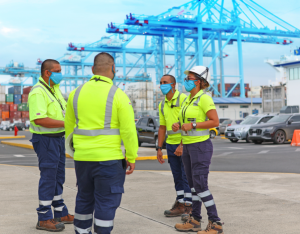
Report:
160,83,173,95
184,79,197,92
48,71,63,85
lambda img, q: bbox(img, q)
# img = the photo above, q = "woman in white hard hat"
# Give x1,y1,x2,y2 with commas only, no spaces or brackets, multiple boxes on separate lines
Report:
172,66,224,234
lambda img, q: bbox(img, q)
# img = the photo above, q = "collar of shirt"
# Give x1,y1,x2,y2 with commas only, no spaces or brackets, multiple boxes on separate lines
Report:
164,90,179,103
90,75,113,84
39,77,59,92
187,89,204,103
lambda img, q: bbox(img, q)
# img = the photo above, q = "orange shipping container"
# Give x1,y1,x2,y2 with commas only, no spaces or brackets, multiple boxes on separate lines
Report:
2,111,9,120
6,102,13,105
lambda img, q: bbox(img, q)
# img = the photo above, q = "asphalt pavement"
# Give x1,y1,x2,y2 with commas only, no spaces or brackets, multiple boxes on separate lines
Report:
0,130,299,173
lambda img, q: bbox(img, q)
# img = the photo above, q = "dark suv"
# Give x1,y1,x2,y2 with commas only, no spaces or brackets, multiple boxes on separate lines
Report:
248,114,300,144
136,116,166,148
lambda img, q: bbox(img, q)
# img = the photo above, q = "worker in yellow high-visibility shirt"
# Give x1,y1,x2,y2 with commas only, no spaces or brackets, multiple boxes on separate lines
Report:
29,59,74,232
65,52,138,234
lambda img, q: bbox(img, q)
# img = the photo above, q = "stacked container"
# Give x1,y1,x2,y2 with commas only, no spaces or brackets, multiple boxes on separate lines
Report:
0,86,5,104
18,103,29,111
14,94,22,104
22,94,28,103
1,104,10,120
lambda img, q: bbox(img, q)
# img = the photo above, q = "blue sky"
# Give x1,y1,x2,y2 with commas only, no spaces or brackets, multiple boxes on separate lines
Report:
1,0,300,87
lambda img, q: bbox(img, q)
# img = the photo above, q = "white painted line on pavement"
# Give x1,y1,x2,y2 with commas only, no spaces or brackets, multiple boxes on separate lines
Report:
14,155,25,157
295,148,300,152
227,147,244,149
258,150,269,154
216,152,233,157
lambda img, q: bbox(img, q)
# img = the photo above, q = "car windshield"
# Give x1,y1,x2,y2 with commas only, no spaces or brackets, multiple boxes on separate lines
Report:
154,117,159,125
222,120,232,124
240,116,260,125
267,115,291,123
219,119,228,123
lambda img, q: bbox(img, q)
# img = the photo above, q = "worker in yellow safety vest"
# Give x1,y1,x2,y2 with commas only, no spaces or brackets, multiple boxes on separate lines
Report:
64,52,138,234
157,74,193,220
28,59,74,232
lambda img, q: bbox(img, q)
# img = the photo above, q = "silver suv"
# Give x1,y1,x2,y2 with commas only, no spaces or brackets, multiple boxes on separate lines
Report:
225,114,275,143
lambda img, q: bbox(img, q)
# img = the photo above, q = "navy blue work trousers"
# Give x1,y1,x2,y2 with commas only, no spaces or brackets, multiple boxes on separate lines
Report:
167,143,192,204
181,139,220,222
31,133,69,221
74,159,126,234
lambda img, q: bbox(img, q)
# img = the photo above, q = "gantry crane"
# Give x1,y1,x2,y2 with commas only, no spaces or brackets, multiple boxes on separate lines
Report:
107,0,299,97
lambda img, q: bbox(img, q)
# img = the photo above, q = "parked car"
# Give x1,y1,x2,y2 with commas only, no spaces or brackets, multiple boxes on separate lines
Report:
136,116,218,148
225,114,275,143
216,118,230,131
219,119,244,134
248,113,300,144
4,122,26,131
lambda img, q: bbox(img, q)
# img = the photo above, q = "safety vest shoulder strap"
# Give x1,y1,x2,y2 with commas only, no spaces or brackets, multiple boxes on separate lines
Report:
193,93,205,106
30,85,54,102
72,83,120,136
161,93,182,117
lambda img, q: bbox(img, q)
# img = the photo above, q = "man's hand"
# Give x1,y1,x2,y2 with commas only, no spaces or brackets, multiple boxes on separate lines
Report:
126,161,135,175
181,123,192,132
157,149,165,164
174,145,183,156
172,122,180,132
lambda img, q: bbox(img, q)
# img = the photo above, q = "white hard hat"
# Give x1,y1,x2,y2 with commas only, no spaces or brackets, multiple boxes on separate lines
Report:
65,132,74,158
184,66,211,84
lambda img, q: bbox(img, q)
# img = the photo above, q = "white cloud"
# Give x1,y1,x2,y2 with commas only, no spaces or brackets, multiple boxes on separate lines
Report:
0,26,18,34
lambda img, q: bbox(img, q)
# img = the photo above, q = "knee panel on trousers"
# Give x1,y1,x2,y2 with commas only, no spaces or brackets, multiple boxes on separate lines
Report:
40,163,57,180
192,169,209,192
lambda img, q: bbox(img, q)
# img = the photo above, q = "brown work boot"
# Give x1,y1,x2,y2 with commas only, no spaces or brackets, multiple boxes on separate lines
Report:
175,216,201,232
54,214,74,224
164,201,186,217
36,219,65,232
197,220,224,234
181,203,192,222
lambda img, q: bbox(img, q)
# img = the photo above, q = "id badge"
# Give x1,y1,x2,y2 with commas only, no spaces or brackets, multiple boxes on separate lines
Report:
62,110,66,118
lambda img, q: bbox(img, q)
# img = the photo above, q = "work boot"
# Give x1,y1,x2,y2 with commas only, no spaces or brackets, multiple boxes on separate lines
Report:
181,203,192,222
164,201,186,217
197,220,224,234
36,219,65,232
175,216,201,232
54,214,74,224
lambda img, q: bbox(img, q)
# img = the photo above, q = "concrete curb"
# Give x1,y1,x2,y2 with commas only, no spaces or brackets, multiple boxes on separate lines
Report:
0,141,168,161
0,136,26,139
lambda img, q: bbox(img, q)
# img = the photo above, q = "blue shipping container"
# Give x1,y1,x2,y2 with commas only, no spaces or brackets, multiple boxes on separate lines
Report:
8,86,21,95
14,94,22,104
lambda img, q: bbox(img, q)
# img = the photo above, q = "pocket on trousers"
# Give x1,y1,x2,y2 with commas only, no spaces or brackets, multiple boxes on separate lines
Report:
40,163,58,180
111,186,124,194
30,137,40,154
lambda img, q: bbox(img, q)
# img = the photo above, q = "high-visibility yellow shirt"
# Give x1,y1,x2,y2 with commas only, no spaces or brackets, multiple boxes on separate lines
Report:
178,90,216,144
65,75,138,163
159,90,187,145
28,77,66,134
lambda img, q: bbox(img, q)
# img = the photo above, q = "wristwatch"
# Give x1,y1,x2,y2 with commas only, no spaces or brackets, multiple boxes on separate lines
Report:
192,123,197,130
156,147,163,151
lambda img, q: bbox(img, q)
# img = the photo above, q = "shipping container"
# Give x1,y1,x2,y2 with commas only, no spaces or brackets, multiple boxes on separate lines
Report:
0,104,9,111
22,94,28,103
2,111,9,120
21,111,29,118
0,86,5,94
18,103,29,111
10,111,21,119
9,104,18,112
8,86,21,95
6,94,14,103
0,94,5,104
14,94,22,104
23,86,32,95
6,102,13,105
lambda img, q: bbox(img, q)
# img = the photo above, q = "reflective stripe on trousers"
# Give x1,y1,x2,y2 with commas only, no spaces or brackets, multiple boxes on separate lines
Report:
72,83,120,136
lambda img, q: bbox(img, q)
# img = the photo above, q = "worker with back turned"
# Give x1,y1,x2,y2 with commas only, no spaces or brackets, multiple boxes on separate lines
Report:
65,52,138,234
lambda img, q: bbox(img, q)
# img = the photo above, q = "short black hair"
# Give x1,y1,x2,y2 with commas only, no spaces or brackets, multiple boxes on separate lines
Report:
162,74,176,84
93,52,115,73
41,59,60,76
